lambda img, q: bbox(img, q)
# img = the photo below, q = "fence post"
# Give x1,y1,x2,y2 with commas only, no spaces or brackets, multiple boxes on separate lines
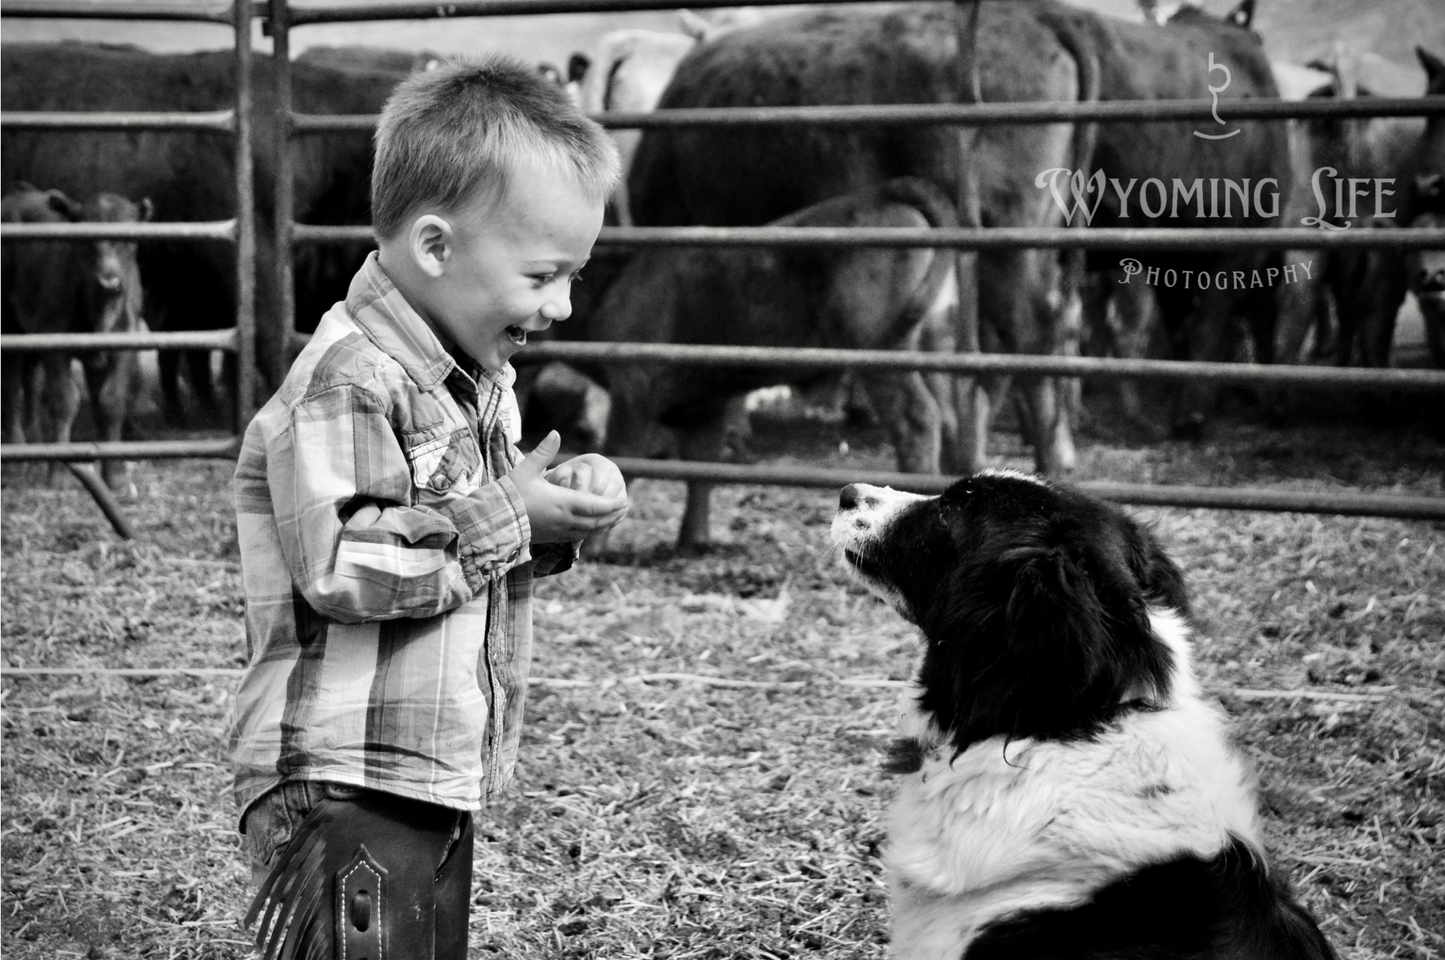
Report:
234,0,257,430
270,0,297,390
953,0,986,474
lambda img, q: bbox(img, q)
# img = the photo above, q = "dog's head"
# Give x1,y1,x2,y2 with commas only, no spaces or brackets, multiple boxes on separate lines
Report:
832,471,1191,755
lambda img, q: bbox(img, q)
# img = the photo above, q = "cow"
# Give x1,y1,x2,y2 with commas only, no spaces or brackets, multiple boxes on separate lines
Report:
2,44,414,424
2,183,151,491
575,8,764,226
1405,212,1445,368
1274,45,1445,370
1032,0,1294,439
587,177,960,549
627,1,1101,479
515,9,767,449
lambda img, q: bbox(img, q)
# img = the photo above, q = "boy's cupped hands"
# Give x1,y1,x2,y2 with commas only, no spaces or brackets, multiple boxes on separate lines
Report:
513,430,630,544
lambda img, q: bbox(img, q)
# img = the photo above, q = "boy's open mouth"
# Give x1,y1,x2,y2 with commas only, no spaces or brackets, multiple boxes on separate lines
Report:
505,325,527,345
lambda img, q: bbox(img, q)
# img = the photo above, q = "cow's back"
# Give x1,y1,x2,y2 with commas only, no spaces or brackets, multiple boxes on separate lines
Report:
1035,5,1290,231
628,1,1084,229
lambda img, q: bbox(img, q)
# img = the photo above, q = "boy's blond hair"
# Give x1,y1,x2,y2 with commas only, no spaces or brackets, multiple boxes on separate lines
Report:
371,55,620,240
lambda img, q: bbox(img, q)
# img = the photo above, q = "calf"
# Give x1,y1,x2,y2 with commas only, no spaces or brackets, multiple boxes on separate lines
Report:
594,177,959,549
628,1,1099,478
2,183,151,490
1276,46,1445,369
1406,211,1445,368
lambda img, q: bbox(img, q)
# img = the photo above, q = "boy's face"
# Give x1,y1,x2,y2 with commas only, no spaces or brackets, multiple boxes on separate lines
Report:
416,169,605,373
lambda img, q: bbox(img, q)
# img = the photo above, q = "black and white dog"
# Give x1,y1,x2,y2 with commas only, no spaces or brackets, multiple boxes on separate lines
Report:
833,471,1336,959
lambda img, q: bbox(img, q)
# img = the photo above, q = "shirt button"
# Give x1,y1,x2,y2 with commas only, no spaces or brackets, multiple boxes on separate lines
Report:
430,475,449,492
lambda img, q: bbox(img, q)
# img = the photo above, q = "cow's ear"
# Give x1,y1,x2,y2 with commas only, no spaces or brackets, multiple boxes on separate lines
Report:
45,190,82,221
1226,0,1255,28
679,9,709,40
1419,47,1445,94
140,198,155,223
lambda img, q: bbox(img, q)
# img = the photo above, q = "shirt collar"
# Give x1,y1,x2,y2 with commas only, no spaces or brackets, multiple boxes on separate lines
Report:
345,251,515,397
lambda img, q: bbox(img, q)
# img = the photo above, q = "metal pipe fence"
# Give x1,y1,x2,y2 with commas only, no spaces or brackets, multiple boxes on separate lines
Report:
269,0,1445,521
1,0,1441,522
0,0,257,474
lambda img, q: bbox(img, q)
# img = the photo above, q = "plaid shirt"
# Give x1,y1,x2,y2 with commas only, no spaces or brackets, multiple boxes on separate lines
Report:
228,252,572,822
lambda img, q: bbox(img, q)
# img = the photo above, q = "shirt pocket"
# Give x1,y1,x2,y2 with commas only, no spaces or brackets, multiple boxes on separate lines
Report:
404,427,482,498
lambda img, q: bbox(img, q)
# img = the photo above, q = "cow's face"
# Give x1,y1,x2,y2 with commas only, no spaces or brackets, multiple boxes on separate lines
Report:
1406,213,1445,311
80,194,151,334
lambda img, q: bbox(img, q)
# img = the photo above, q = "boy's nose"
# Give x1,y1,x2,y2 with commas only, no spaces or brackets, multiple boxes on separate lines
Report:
541,294,572,323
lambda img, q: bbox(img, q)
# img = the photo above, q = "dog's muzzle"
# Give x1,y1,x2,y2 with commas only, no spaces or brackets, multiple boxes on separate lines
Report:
832,483,927,576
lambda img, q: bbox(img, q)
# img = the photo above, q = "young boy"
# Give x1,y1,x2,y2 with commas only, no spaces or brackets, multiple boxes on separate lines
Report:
229,56,628,959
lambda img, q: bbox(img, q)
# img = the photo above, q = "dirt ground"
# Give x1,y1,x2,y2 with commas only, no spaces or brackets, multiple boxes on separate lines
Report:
1,386,1441,959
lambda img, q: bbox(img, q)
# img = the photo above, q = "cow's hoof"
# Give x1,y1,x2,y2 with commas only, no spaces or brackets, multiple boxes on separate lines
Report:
1170,414,1207,443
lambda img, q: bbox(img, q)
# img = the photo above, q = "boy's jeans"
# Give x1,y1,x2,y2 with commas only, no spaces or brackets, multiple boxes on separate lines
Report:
242,780,473,960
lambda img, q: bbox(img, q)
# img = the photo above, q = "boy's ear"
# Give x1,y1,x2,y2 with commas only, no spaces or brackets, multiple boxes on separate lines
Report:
409,214,454,278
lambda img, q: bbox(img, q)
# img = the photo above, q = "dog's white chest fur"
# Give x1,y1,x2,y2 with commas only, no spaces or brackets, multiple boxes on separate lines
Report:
885,688,1260,959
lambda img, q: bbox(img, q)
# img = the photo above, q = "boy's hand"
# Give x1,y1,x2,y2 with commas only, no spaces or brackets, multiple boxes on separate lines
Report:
510,431,629,544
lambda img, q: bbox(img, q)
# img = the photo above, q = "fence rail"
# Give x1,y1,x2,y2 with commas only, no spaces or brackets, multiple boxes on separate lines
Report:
0,0,237,21
521,342,1445,391
607,460,1445,521
291,223,1445,251
0,330,237,353
0,110,236,132
0,220,237,242
291,95,1445,136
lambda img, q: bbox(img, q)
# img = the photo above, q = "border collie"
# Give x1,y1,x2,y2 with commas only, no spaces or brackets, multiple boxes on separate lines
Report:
832,471,1336,960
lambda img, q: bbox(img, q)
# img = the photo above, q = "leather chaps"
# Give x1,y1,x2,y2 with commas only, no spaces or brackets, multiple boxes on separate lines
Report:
244,787,473,960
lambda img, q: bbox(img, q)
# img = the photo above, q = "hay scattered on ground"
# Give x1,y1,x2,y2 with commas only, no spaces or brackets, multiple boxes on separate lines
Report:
2,407,1441,959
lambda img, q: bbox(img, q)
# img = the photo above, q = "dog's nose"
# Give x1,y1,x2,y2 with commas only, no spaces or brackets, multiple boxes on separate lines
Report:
839,484,862,510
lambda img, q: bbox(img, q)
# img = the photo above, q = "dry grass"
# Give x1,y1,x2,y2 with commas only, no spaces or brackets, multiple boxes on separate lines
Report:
2,398,1442,959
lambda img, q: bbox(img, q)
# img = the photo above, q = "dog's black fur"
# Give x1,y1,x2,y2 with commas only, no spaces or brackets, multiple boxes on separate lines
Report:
835,473,1338,960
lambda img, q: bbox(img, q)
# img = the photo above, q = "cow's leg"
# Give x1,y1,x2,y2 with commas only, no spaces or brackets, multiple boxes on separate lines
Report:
1101,275,1160,429
40,352,80,487
1357,249,1407,368
1170,283,1239,439
859,369,942,475
87,352,137,492
1273,253,1329,364
2,353,28,445
158,349,187,425
953,254,995,475
187,349,220,424
916,350,960,475
675,417,727,551
983,248,1077,476
720,394,752,461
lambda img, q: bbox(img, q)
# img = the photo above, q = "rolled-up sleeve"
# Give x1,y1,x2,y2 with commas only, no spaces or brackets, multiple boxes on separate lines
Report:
267,383,532,623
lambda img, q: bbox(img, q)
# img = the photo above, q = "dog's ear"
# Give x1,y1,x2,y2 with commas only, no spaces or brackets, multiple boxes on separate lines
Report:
996,544,1170,735
1125,523,1191,619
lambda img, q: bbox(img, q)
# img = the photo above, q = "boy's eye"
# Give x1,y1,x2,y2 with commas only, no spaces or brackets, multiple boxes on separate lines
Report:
529,269,583,288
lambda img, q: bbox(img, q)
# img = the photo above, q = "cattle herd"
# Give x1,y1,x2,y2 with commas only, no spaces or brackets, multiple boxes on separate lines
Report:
2,1,1442,546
